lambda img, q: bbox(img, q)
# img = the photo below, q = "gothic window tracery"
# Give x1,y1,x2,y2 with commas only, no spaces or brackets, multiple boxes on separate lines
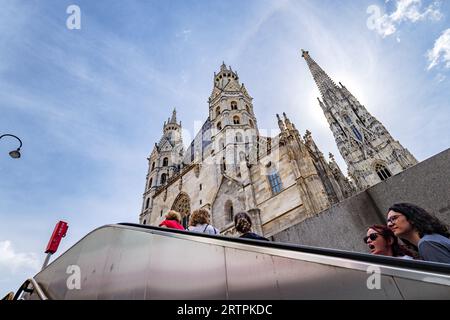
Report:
266,164,283,195
161,173,167,184
233,116,240,124
231,101,238,110
375,163,392,181
163,157,169,166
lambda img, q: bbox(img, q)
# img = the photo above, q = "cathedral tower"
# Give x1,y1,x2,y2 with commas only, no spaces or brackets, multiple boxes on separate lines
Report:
301,50,418,190
140,109,184,224
208,62,258,179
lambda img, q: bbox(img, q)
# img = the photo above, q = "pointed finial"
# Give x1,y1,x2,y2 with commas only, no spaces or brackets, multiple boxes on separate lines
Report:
301,49,309,58
276,114,281,121
166,108,177,124
329,153,335,161
220,61,227,71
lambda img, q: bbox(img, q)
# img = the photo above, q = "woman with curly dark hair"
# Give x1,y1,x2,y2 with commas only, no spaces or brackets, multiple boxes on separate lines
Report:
364,225,415,259
387,203,450,263
234,211,269,241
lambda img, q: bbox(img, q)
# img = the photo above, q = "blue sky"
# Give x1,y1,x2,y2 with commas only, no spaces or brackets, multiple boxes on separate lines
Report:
0,0,449,294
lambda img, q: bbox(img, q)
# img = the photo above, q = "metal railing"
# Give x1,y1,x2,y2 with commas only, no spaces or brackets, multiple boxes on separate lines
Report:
13,278,48,300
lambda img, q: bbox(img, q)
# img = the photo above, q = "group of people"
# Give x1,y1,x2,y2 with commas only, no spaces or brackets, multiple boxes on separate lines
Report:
159,209,268,240
365,203,450,264
158,202,450,264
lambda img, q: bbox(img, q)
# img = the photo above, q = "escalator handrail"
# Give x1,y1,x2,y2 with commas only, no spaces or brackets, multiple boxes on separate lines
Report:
13,278,48,300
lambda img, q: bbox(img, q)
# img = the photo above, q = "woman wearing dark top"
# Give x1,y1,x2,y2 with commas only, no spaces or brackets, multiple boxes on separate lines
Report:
387,203,450,264
234,211,269,241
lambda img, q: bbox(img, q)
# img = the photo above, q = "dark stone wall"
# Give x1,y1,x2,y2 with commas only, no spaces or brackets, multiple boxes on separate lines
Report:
272,149,450,253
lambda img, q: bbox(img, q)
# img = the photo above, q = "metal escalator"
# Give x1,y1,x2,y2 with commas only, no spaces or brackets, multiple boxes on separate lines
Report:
20,223,450,299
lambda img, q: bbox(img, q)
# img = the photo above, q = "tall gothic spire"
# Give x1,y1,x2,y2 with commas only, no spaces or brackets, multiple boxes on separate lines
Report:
300,49,418,190
301,50,338,98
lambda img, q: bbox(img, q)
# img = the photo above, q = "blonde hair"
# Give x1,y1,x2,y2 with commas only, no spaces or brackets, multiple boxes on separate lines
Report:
165,210,182,223
189,208,210,226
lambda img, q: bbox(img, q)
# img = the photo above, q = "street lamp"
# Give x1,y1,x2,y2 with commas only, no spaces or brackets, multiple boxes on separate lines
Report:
0,134,23,159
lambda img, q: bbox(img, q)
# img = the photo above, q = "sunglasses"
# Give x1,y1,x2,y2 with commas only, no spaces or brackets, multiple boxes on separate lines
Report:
363,233,379,244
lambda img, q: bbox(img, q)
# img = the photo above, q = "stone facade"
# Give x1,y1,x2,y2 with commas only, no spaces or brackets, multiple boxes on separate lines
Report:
139,63,355,236
302,50,418,190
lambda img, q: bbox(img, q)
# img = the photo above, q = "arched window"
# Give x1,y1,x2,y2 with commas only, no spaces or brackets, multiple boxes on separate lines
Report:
239,151,246,162
375,164,392,181
143,219,147,225
163,157,169,166
145,198,150,209
148,178,153,190
233,116,240,125
249,119,254,128
267,164,283,195
151,162,155,171
217,122,222,130
352,126,363,141
161,173,167,184
235,133,243,143
221,157,226,172
215,106,221,117
225,200,234,222
231,101,238,110
246,105,250,113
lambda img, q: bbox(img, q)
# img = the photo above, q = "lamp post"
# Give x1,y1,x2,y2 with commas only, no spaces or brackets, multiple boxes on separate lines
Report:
0,134,22,159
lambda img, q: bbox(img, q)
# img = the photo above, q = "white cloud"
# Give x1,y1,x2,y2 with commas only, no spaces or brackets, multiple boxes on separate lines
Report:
427,28,450,70
371,0,443,38
0,241,40,274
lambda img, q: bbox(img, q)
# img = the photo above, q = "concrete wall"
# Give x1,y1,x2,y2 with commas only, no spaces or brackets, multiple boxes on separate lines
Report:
272,148,450,253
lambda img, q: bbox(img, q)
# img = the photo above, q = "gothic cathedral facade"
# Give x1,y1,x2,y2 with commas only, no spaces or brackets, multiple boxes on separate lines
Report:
140,51,417,236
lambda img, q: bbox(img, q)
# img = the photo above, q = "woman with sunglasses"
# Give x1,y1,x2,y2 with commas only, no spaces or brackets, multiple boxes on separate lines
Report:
365,225,414,259
387,203,450,264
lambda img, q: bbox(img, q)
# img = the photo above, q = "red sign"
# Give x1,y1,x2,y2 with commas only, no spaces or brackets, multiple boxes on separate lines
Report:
45,221,68,254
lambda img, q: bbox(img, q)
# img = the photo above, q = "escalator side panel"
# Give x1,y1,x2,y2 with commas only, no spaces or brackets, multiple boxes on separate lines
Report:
224,247,403,299
97,228,153,299
392,277,450,299
145,233,228,299
270,255,404,299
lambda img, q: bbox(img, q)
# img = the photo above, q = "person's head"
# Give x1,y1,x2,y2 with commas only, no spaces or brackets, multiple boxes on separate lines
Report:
165,210,182,223
387,203,449,239
189,208,210,226
364,225,406,257
234,211,252,234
